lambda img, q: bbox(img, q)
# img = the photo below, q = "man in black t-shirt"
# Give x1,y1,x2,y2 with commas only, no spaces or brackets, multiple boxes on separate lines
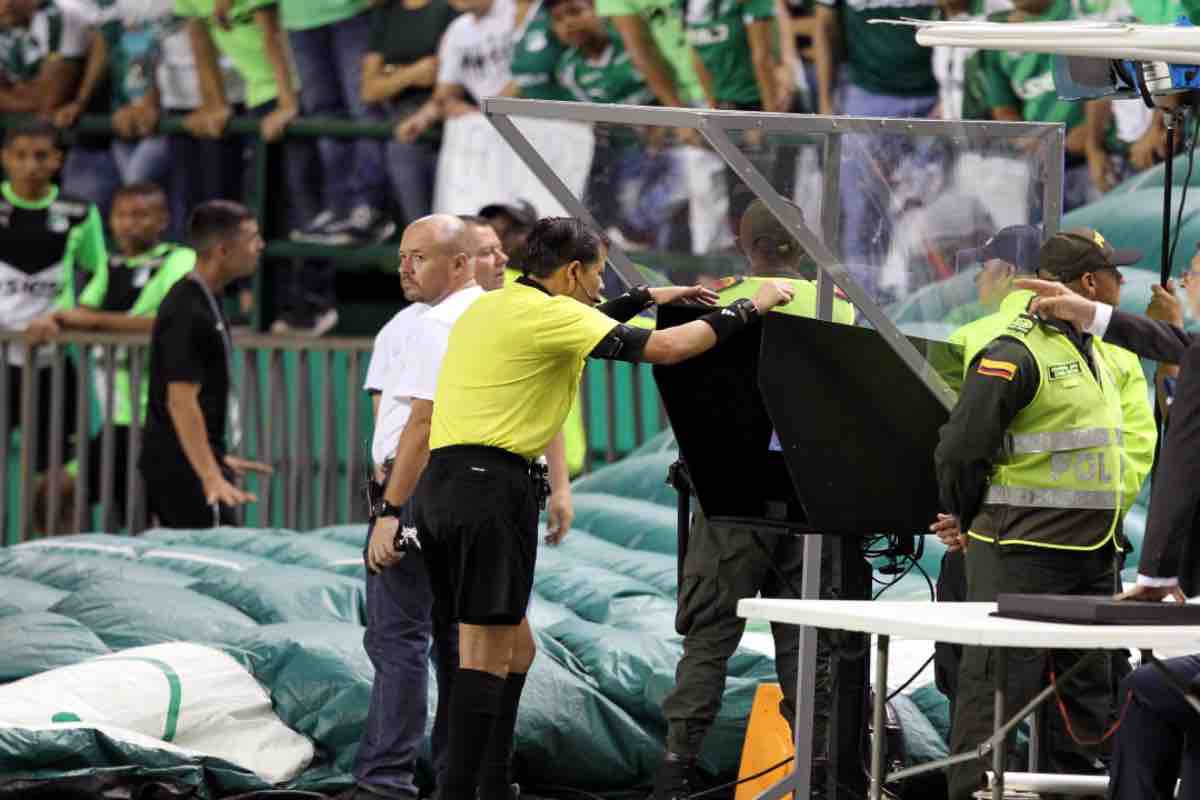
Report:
139,200,271,528
362,0,458,227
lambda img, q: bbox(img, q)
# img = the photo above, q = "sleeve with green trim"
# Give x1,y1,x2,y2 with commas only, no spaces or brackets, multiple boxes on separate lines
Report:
980,44,1018,112
55,205,108,310
130,248,197,317
77,263,108,309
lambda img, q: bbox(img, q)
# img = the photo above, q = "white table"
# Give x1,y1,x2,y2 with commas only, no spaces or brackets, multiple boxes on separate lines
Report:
738,598,1200,800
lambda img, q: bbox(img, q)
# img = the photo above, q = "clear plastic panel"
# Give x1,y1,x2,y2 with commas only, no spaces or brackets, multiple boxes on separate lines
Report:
489,104,1062,386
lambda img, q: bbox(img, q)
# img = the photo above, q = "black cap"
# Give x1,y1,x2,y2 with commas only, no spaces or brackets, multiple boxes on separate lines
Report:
1038,227,1142,282
479,199,537,228
956,224,1042,273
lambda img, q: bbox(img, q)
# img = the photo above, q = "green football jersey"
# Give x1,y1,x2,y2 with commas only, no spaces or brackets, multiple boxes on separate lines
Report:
512,1,575,101
684,0,775,105
982,0,1084,130
557,26,656,105
595,0,704,104
815,0,938,97
79,243,196,425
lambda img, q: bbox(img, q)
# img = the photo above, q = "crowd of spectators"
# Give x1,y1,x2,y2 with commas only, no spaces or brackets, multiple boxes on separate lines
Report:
0,0,1184,332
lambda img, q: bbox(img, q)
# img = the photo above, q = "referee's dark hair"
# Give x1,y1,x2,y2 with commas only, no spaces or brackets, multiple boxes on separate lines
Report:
188,200,254,254
521,217,608,277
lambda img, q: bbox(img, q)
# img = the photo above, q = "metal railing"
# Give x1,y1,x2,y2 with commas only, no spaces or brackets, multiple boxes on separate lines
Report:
2,330,668,543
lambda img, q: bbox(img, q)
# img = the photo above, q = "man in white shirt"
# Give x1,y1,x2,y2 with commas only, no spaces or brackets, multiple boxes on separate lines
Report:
353,214,569,800
394,0,516,143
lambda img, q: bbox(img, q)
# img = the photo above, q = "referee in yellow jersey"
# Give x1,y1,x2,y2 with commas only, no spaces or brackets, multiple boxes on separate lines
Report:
415,217,796,800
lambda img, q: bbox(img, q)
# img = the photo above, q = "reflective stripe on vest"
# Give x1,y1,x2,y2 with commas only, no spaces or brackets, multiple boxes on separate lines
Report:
984,485,1120,510
1002,427,1123,456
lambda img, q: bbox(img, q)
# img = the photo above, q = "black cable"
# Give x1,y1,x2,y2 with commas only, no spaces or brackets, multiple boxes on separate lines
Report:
886,653,936,703
1168,110,1200,274
685,755,795,800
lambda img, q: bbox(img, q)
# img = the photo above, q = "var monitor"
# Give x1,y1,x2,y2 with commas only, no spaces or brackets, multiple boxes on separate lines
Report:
654,304,960,535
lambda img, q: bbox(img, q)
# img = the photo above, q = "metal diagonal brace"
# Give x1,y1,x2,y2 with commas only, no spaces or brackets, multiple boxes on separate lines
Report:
884,649,1098,785
483,109,644,290
695,118,957,413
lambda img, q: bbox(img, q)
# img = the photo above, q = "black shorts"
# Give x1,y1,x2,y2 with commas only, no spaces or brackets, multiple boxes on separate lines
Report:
415,445,540,626
5,362,78,473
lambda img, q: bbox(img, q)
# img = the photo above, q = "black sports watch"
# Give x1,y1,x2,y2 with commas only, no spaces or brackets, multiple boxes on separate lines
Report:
373,500,403,520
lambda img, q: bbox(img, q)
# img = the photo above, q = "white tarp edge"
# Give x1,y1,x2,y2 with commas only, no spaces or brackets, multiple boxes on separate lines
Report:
0,641,313,784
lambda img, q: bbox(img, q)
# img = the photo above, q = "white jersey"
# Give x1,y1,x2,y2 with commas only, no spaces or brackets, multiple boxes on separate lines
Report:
436,0,516,103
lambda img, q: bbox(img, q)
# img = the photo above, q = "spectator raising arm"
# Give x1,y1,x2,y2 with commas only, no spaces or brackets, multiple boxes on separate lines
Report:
610,14,684,108
395,79,476,142
746,16,780,112
183,18,233,138
812,4,838,115
361,51,439,104
254,7,298,142
53,29,108,128
772,0,796,111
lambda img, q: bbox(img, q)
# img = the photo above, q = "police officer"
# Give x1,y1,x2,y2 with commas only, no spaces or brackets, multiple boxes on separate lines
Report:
931,226,1155,719
653,200,857,800
936,230,1140,799
415,217,795,800
1015,266,1200,800
712,199,855,323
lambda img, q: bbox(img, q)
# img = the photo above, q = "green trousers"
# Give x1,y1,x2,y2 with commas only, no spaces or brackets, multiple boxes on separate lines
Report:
661,508,838,760
947,541,1114,800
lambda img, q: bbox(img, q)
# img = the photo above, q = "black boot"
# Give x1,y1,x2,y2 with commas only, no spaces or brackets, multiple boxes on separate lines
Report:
651,754,696,800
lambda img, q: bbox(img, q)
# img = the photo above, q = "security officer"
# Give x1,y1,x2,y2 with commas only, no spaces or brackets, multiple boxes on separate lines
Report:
416,216,796,800
936,230,1140,799
932,226,1156,718
711,199,855,324
653,200,857,800
931,224,1043,716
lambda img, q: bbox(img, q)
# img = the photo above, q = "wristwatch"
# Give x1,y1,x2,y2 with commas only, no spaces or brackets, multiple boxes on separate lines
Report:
373,500,403,520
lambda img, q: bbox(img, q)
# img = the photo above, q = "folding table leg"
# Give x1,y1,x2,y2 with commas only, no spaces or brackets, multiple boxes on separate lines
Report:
993,652,1007,800
870,634,890,800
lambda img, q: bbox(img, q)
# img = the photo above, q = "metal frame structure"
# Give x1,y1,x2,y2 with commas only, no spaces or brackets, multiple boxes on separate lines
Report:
483,98,1066,800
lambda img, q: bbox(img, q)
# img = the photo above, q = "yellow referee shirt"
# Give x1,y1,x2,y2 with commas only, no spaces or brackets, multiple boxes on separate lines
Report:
430,280,619,461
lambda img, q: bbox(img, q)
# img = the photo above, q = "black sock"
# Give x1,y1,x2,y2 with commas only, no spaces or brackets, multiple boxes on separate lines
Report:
443,668,506,800
479,672,528,800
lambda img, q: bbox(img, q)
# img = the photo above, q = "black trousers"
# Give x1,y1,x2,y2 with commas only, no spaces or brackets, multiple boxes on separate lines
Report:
141,458,237,529
948,542,1115,800
1108,654,1200,799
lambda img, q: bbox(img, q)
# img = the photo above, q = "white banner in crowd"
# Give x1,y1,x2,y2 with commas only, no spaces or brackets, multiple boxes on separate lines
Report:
433,113,595,218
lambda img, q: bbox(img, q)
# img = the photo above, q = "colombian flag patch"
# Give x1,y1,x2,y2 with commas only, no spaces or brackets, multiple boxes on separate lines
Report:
978,358,1017,381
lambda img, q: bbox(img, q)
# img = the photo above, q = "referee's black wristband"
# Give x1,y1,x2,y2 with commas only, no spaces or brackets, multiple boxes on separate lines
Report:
700,298,759,343
597,285,654,323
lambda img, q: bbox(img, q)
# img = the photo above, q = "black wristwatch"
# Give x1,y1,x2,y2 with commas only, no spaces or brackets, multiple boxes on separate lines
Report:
373,500,403,520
